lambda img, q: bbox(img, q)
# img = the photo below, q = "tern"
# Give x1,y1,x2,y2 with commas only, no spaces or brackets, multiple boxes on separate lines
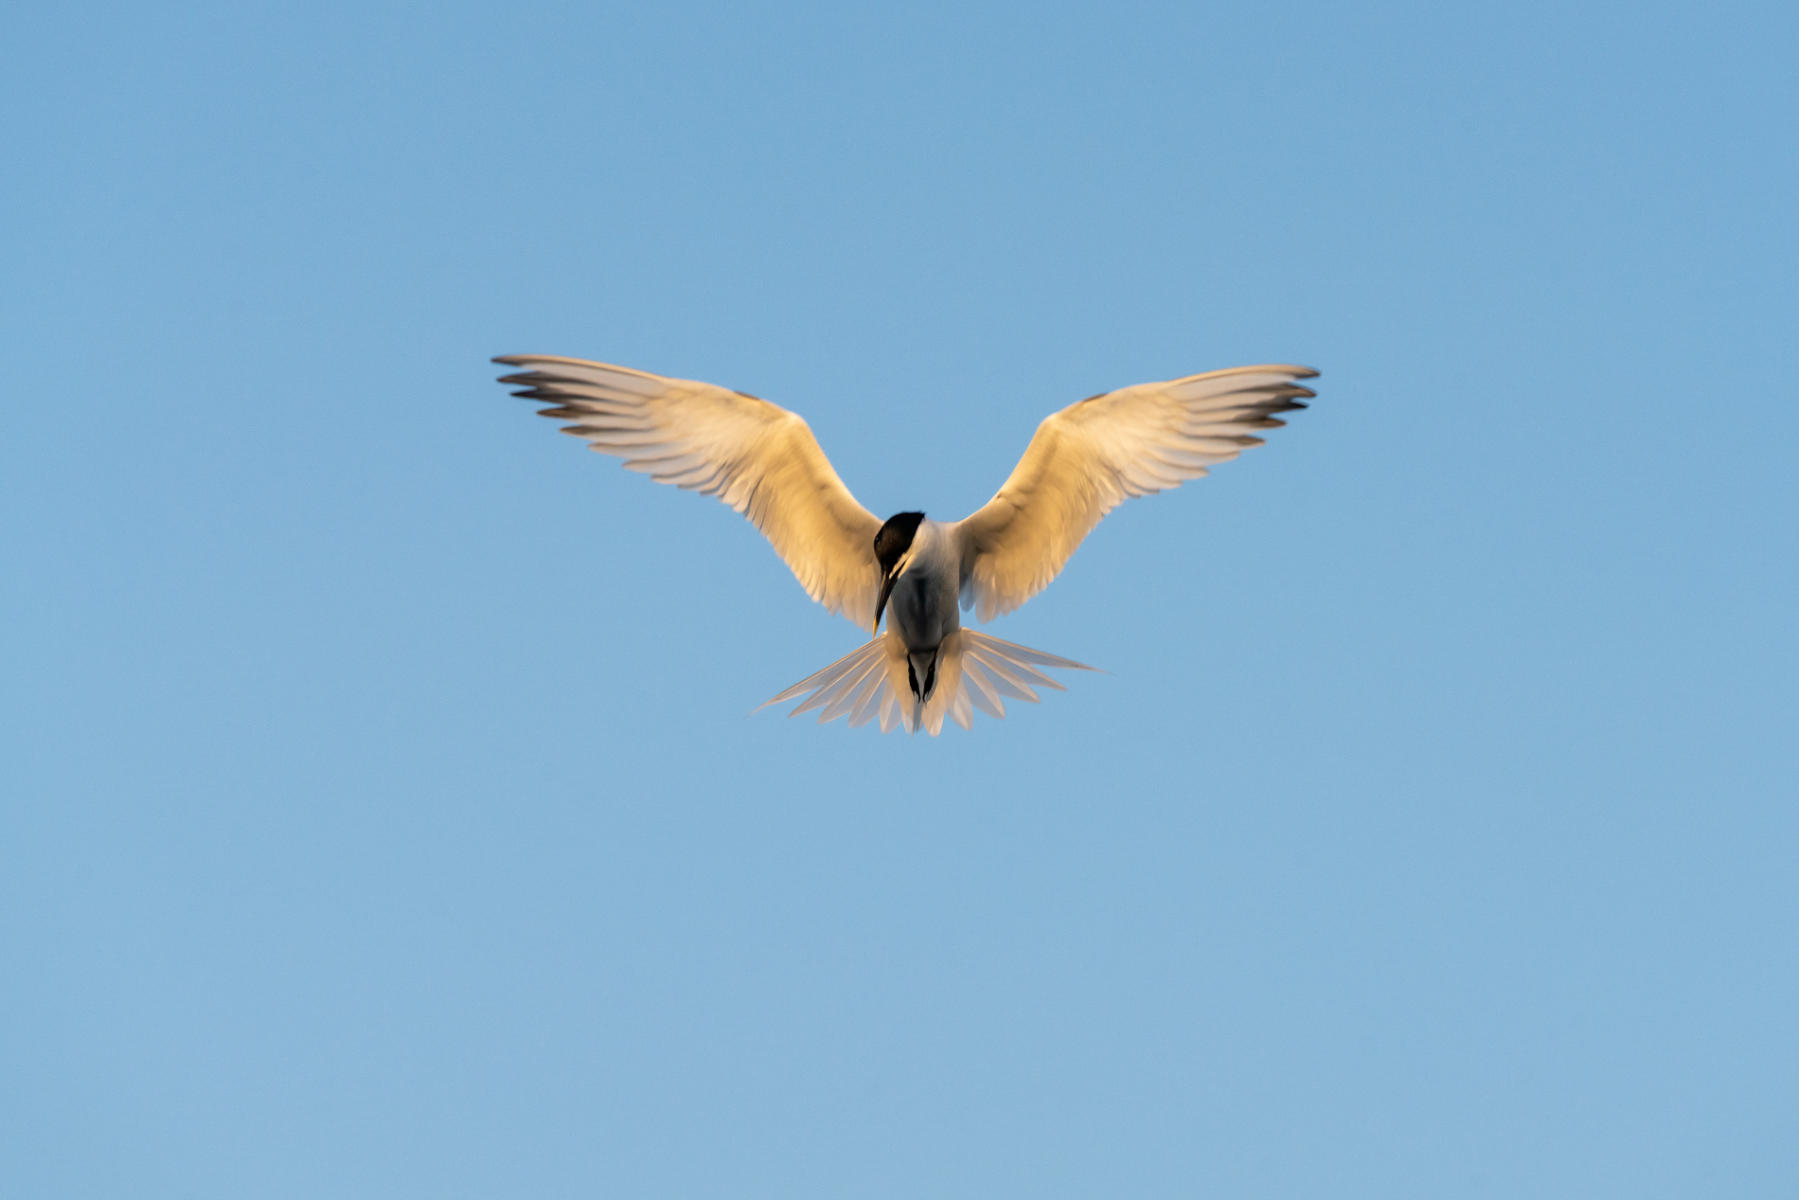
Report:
495,354,1317,735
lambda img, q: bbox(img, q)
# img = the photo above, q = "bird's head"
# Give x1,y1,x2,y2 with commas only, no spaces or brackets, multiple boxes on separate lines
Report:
872,511,925,635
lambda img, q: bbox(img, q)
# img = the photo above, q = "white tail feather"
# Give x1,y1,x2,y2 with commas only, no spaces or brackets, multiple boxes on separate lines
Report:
760,630,1095,735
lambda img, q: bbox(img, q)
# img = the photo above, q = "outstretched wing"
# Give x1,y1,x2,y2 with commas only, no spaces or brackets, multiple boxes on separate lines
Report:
956,365,1317,622
497,355,883,629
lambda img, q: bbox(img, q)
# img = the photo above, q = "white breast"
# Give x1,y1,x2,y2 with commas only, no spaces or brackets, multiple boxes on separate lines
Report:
887,521,963,651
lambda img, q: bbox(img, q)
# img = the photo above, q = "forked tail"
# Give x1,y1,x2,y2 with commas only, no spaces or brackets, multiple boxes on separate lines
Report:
757,629,1096,735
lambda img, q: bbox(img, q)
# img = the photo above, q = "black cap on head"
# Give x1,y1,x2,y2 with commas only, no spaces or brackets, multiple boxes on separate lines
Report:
871,512,925,636
874,512,925,578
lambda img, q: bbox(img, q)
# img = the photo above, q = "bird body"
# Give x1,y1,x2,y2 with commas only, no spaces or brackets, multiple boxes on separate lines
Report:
879,516,960,669
495,354,1317,735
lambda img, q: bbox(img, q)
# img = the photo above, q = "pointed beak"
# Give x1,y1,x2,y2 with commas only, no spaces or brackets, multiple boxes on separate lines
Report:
873,571,897,637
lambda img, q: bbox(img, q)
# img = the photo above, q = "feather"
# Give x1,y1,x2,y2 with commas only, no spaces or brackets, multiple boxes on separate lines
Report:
955,364,1316,621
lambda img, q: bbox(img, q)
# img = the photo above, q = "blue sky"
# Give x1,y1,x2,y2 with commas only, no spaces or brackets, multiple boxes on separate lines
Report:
5,1,1796,1195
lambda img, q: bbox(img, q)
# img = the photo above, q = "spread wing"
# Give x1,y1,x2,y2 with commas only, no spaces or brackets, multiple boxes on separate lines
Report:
496,354,883,629
956,365,1317,622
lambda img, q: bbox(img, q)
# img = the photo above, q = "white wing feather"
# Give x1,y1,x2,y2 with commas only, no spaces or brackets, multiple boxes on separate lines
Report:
497,355,883,629
956,365,1317,622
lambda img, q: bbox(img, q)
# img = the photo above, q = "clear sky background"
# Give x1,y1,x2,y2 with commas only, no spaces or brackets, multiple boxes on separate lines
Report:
5,1,1796,1196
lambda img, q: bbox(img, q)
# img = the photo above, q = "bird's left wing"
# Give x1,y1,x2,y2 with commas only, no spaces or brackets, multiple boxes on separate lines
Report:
497,355,883,629
956,365,1317,622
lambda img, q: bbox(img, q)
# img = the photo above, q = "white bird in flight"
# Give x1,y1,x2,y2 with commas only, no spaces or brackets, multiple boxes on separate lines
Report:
495,354,1317,735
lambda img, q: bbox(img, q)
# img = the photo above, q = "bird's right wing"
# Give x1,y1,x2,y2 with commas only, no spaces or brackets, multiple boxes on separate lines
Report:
497,355,883,629
956,365,1317,622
